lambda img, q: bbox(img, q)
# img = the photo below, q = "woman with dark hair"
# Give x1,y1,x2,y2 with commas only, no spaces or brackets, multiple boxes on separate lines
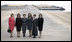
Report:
22,14,28,37
32,14,38,38
38,13,44,38
27,13,33,37
9,13,15,38
16,13,22,37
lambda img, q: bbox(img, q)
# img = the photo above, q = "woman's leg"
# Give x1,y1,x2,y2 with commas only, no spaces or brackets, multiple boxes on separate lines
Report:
39,31,42,38
29,30,30,36
30,30,32,36
40,31,42,36
17,31,19,37
23,28,26,37
10,32,13,38
23,31,25,37
29,30,32,37
18,31,20,37
17,31,20,37
17,31,18,37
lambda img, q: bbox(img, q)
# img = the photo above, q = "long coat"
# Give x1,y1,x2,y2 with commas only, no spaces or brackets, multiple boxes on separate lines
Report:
38,18,44,31
9,17,15,32
16,18,22,27
32,18,38,36
15,18,22,31
27,17,33,30
22,18,27,31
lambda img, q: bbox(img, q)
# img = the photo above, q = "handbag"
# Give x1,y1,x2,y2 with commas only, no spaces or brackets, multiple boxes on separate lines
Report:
7,27,11,33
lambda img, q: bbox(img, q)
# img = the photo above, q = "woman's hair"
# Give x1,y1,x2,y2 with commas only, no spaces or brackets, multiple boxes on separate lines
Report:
33,14,36,16
28,13,32,18
23,14,26,16
11,13,14,17
39,13,43,18
17,13,21,18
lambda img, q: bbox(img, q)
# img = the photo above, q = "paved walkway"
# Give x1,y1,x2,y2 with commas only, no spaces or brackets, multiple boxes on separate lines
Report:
1,10,71,41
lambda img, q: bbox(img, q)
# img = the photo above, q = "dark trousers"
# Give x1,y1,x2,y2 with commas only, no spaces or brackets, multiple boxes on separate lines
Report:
22,27,26,37
22,31,26,36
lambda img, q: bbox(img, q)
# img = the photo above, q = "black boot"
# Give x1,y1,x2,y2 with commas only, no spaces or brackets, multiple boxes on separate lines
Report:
32,36,36,38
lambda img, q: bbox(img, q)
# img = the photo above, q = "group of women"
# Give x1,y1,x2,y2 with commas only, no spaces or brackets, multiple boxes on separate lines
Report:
8,13,44,38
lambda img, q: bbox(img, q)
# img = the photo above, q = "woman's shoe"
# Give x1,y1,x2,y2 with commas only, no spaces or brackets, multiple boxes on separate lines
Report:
10,36,13,38
29,35,31,37
32,37,36,38
17,36,20,38
23,35,26,37
39,37,41,38
39,36,41,38
32,36,36,38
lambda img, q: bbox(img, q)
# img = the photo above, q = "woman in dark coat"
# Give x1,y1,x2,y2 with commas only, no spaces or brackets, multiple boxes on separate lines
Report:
38,13,44,38
16,14,22,37
32,14,38,38
22,14,27,37
27,13,33,37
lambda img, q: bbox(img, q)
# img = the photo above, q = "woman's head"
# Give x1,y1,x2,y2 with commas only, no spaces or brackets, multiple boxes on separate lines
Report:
11,13,14,17
33,14,36,18
39,13,43,18
28,13,32,18
17,13,21,18
23,14,26,17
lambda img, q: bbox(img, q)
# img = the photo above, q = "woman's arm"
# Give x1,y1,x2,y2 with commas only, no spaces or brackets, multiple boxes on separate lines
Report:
15,18,17,26
42,18,44,25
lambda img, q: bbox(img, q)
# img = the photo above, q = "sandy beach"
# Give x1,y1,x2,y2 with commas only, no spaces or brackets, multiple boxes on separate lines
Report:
1,6,71,41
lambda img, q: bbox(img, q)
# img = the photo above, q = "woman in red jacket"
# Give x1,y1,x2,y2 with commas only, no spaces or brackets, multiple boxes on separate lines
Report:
9,13,15,38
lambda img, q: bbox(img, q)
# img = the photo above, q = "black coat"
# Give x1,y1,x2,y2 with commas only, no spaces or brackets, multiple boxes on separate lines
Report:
32,18,38,36
38,18,44,31
38,18,44,26
27,17,33,30
22,18,27,31
16,18,22,27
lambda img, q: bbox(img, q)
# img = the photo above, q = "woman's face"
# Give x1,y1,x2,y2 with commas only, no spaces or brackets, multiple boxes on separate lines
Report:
23,15,26,17
33,16,36,18
39,15,42,18
17,15,20,18
28,14,31,16
18,15,19,17
11,14,14,17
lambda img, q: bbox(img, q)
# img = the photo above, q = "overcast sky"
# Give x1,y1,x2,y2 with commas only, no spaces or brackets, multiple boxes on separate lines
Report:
1,1,71,11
